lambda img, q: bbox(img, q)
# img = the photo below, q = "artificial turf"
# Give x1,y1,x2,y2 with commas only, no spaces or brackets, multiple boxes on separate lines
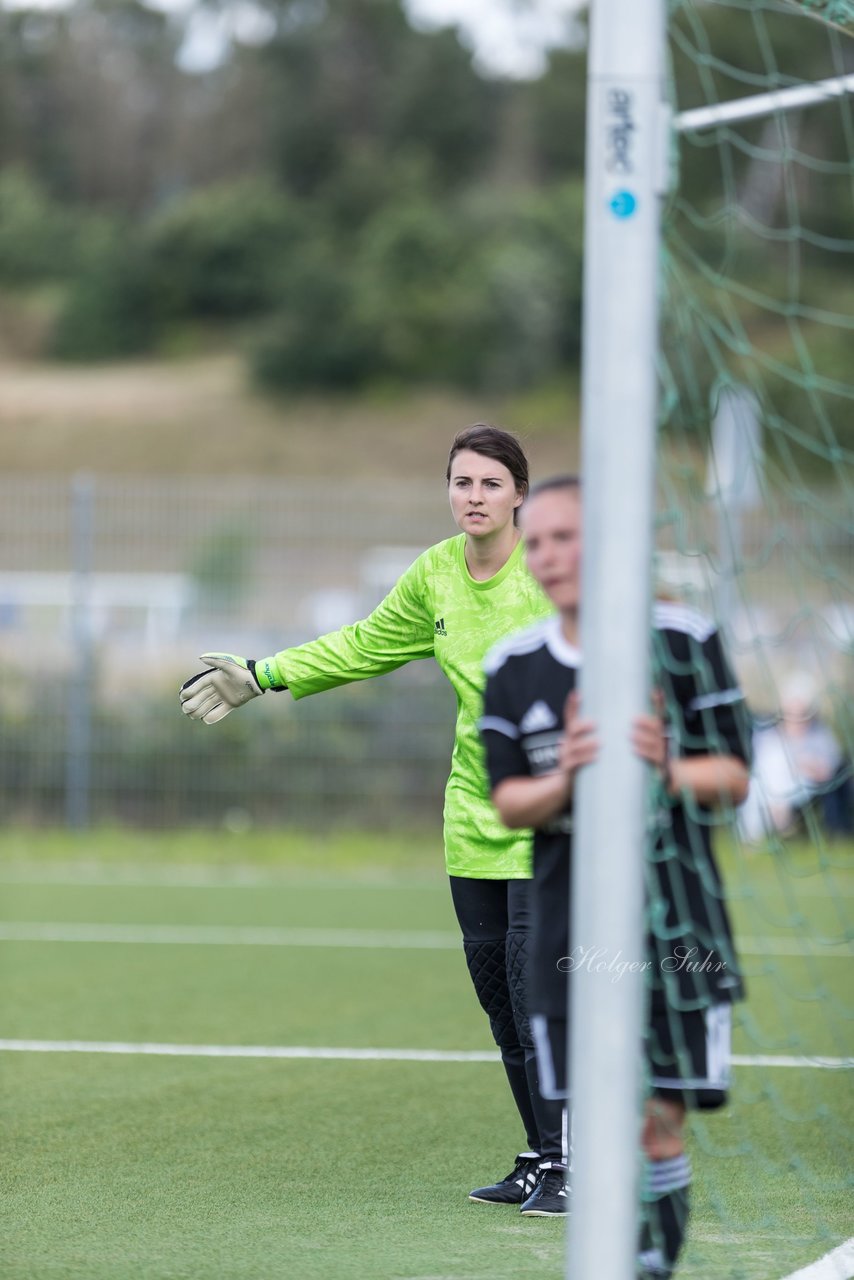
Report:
1,830,851,1280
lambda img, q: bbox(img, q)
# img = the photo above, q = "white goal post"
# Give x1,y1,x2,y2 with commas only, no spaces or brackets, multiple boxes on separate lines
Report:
570,2,667,1277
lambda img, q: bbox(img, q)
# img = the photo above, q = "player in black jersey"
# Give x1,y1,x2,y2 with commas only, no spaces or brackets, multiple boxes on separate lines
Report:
480,476,751,1272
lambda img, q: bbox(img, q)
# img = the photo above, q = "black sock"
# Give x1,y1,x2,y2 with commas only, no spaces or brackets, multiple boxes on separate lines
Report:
498,1053,538,1152
637,1154,692,1278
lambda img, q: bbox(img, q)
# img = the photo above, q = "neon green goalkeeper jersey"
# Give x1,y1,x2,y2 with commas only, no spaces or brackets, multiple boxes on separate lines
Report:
261,534,552,879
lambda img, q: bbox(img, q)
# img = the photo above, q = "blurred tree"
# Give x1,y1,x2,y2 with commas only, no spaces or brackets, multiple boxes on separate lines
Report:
0,0,185,210
50,219,159,358
0,0,850,423
0,8,75,192
522,40,588,183
251,179,584,392
0,169,80,282
145,179,308,318
251,239,382,389
254,0,501,201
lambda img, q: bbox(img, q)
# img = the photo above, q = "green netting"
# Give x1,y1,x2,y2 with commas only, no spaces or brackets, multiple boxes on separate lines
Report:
794,1,854,33
646,4,853,1277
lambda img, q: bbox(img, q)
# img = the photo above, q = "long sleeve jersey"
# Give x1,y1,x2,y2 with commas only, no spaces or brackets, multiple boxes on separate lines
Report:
263,533,553,878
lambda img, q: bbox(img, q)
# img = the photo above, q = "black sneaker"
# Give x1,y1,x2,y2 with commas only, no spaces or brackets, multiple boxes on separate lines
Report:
469,1152,541,1204
520,1166,569,1216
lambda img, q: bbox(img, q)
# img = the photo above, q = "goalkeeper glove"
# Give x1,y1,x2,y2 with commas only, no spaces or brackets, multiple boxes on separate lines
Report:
179,653,284,725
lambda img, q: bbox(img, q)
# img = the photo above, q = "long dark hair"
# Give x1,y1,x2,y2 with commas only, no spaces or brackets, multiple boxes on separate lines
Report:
446,424,530,525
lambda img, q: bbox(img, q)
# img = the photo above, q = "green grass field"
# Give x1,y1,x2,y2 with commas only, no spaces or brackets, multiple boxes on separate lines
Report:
1,830,851,1280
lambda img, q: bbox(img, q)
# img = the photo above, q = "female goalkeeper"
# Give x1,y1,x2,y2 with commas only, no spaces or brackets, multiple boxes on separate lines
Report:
179,424,565,1214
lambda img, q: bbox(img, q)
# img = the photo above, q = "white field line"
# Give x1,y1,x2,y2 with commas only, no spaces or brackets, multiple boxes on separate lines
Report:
0,864,447,891
0,922,461,948
0,864,851,897
780,1238,854,1280
0,920,851,957
731,1055,854,1070
0,1040,496,1062
0,1040,851,1068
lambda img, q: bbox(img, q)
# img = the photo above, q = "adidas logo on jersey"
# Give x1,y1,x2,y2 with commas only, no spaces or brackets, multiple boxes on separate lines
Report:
520,700,558,733
435,617,447,636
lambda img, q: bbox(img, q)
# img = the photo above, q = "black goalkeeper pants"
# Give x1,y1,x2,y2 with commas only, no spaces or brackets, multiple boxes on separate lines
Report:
449,875,565,1165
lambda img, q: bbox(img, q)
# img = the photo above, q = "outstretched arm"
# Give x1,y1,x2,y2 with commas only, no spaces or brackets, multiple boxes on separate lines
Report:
179,555,435,724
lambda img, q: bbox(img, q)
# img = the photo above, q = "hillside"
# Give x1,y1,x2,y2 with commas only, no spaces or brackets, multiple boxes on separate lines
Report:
0,355,580,482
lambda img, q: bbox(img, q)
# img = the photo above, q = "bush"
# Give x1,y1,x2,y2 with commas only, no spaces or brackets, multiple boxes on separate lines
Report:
251,241,382,390
50,221,158,360
448,183,585,391
251,180,585,393
0,169,79,284
146,180,307,319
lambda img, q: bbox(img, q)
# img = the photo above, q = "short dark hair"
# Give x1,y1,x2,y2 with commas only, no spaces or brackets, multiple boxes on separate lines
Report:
446,424,530,525
527,474,581,501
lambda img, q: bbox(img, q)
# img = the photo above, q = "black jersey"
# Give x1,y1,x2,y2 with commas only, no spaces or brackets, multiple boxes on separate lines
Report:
481,607,751,1020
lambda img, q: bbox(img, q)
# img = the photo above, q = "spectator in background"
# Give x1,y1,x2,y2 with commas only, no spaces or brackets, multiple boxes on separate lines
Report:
740,672,850,841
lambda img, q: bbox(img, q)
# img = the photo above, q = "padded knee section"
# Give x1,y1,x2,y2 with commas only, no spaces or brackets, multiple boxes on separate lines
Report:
464,939,517,1051
506,929,533,1050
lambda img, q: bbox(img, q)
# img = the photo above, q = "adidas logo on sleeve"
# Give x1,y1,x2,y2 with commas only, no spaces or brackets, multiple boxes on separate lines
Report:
520,700,559,734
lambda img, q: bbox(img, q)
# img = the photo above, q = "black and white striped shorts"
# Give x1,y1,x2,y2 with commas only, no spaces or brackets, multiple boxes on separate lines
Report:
531,1001,733,1110
648,998,732,1110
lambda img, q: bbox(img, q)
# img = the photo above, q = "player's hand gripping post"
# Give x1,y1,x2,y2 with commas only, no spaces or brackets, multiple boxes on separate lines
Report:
558,690,600,780
180,653,266,725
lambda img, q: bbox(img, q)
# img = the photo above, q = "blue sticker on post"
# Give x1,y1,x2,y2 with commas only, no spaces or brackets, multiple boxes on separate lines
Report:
609,189,637,218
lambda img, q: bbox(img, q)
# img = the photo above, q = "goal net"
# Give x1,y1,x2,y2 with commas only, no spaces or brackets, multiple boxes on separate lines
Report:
647,3,852,1276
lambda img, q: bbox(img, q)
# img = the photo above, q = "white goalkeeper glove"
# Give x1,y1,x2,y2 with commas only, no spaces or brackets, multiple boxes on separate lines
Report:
180,653,282,725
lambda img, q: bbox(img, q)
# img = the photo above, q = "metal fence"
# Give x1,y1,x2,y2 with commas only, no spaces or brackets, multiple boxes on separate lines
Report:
0,473,459,829
0,473,850,829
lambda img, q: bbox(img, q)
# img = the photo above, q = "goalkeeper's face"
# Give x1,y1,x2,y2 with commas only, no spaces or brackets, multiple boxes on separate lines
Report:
448,449,524,538
521,487,583,616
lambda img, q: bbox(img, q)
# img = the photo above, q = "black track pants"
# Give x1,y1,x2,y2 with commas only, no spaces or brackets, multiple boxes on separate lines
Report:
449,876,565,1164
